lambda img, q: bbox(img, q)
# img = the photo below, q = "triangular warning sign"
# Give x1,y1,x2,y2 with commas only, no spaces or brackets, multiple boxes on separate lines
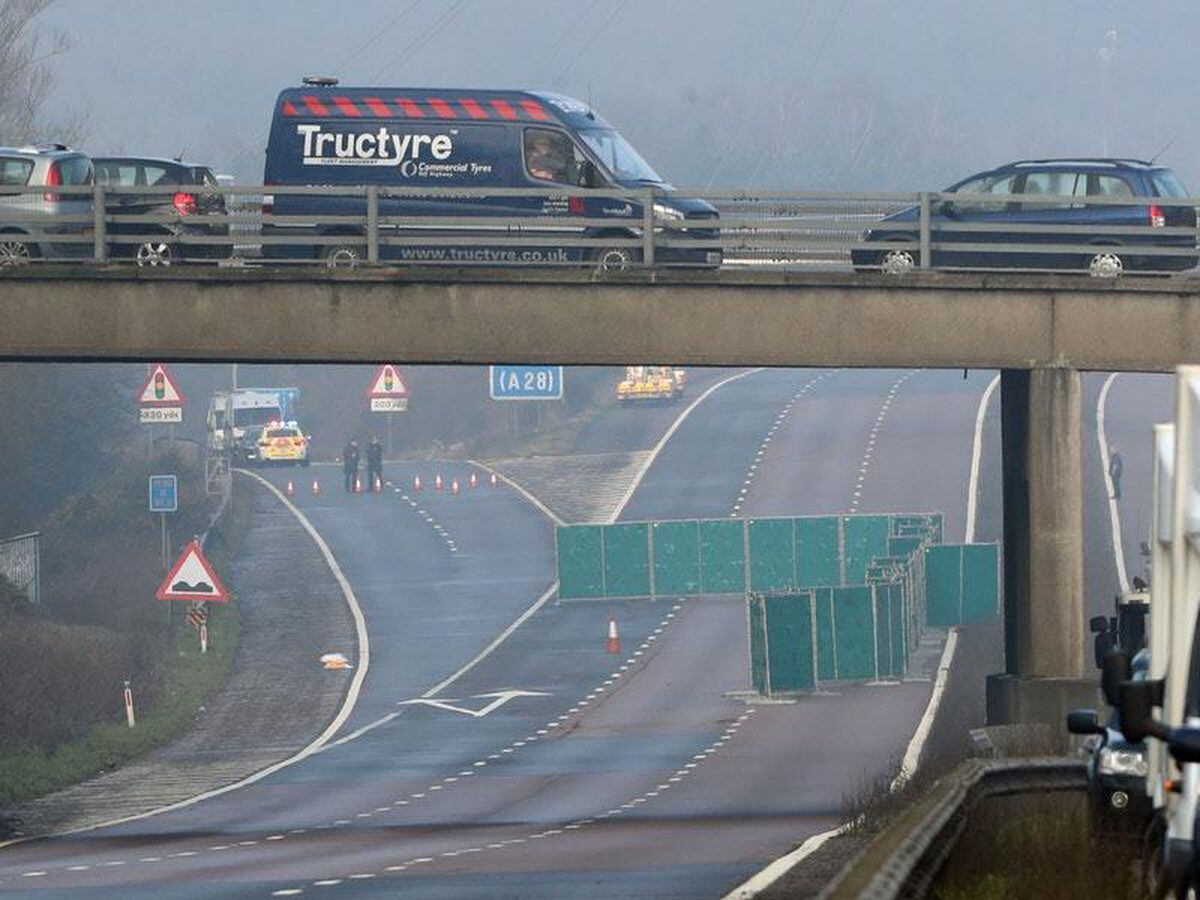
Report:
366,364,408,398
138,364,186,407
157,540,229,603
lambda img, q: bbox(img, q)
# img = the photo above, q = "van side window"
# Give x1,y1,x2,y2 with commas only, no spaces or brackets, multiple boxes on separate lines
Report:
523,128,577,184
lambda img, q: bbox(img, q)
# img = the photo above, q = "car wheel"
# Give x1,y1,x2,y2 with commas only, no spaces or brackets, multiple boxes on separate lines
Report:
879,248,917,275
1088,250,1124,279
325,244,365,269
136,241,174,267
0,238,35,268
592,247,637,272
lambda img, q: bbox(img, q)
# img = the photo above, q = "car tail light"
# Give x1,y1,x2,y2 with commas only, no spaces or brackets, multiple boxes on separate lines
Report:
173,192,197,216
43,162,61,202
1149,204,1165,228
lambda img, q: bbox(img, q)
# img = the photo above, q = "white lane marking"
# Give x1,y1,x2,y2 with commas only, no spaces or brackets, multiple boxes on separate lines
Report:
1097,373,1130,594
965,374,1000,544
465,460,565,527
399,689,551,719
608,368,766,523
26,469,372,843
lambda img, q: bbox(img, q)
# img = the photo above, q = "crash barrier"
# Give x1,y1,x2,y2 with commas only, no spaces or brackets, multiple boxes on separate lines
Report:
7,184,1200,275
0,531,40,604
819,758,1086,900
555,513,943,601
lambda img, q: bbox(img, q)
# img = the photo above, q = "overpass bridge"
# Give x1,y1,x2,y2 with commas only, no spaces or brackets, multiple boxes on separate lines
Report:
5,265,1200,724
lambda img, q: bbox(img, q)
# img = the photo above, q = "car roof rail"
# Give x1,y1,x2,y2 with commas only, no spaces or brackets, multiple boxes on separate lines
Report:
29,141,71,152
1011,157,1154,168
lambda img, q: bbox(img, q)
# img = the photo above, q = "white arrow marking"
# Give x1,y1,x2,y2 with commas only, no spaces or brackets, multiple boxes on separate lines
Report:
399,689,550,718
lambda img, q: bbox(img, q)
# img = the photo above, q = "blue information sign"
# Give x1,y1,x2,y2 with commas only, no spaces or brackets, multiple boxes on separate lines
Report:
149,475,178,513
489,365,564,401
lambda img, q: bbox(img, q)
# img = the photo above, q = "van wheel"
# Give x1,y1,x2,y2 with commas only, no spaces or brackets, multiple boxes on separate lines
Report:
0,238,35,268
136,241,174,267
325,244,365,269
592,247,638,272
1088,250,1124,278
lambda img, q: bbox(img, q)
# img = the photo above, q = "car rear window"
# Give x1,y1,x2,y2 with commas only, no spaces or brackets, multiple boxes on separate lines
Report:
0,157,33,186
57,155,93,186
1151,170,1188,197
265,428,299,439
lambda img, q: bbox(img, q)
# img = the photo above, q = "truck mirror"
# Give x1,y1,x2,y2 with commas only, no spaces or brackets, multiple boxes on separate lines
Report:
1118,680,1169,743
1089,615,1110,634
577,159,600,188
1100,650,1130,706
1066,709,1103,735
1169,727,1200,764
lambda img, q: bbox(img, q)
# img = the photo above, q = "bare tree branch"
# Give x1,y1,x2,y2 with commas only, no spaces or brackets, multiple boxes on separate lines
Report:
0,0,81,144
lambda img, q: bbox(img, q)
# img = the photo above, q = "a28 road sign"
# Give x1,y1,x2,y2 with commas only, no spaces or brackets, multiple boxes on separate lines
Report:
489,365,563,401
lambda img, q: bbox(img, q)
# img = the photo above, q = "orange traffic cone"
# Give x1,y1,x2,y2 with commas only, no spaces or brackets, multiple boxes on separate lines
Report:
489,472,499,488
469,472,479,489
435,474,444,491
286,480,295,496
451,479,460,495
311,480,321,495
354,476,362,494
413,474,422,492
606,617,620,654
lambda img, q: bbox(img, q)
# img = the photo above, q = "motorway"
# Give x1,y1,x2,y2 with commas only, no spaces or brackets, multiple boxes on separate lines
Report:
0,365,1154,898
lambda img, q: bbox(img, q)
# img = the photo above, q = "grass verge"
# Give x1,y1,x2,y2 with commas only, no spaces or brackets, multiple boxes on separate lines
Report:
0,491,251,808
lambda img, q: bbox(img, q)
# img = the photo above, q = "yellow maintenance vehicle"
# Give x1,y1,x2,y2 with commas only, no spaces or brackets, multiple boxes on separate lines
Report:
616,366,687,402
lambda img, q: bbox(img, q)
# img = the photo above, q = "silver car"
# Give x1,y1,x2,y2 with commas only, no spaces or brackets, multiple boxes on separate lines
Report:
0,144,94,267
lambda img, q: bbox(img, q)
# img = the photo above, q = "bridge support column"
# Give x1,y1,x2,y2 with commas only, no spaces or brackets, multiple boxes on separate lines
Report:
987,368,1098,726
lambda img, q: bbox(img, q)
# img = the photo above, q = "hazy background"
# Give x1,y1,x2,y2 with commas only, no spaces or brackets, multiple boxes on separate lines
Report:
36,0,1200,190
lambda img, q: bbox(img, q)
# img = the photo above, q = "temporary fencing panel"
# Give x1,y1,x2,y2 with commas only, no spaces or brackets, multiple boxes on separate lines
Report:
925,543,1000,626
812,587,838,681
699,519,744,594
832,586,876,680
796,516,840,587
844,516,891,585
749,518,796,592
556,525,604,600
602,523,650,598
747,591,816,694
652,520,701,595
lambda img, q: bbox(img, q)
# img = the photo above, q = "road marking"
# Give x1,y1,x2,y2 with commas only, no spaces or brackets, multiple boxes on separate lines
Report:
965,374,1000,544
400,689,551,718
608,368,766,523
1097,373,1130,594
18,469,372,844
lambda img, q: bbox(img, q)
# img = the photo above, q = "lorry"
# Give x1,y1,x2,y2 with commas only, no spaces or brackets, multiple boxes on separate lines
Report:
207,388,301,461
616,366,686,402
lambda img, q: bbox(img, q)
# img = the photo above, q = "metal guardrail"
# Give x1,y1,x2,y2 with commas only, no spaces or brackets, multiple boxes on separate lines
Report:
1,184,1197,276
820,757,1087,900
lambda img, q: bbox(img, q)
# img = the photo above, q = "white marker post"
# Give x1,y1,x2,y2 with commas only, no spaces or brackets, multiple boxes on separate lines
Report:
200,622,209,654
123,680,136,728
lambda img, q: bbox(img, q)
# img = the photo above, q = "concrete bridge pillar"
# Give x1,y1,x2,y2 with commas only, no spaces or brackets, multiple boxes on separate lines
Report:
988,368,1098,725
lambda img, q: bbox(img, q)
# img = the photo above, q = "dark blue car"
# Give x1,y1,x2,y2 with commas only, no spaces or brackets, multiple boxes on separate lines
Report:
262,78,719,270
852,158,1197,276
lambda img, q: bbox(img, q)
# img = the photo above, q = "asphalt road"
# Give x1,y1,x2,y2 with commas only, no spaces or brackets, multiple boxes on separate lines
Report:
0,365,1122,899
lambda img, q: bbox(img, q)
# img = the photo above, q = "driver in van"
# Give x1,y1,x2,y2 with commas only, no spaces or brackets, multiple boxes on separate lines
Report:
526,133,569,183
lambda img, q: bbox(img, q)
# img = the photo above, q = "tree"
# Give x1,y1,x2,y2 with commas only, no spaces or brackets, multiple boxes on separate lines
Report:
0,0,72,142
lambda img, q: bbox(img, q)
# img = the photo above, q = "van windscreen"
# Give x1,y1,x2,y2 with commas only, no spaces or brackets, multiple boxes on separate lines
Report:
578,129,662,184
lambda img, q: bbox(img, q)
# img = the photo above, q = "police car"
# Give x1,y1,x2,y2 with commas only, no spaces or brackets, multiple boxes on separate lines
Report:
256,421,311,466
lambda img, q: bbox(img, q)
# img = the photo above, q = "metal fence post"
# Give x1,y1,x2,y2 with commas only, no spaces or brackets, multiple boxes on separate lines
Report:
93,184,107,263
366,186,379,265
918,191,931,269
641,187,656,269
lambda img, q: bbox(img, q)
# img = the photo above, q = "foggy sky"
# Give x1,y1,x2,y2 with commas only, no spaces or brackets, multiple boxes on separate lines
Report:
35,0,1200,190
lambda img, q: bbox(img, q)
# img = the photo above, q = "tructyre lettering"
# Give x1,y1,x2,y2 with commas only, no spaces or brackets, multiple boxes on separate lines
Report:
297,124,454,166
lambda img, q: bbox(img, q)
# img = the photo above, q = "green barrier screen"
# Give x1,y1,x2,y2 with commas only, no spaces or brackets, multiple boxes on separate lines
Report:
749,519,795,592
833,586,876,680
602,523,650,597
556,525,604,600
797,516,840,588
652,520,701,595
924,545,962,626
764,593,814,692
961,543,999,622
889,582,907,677
748,594,768,694
844,516,890,586
700,519,745,594
813,587,837,681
